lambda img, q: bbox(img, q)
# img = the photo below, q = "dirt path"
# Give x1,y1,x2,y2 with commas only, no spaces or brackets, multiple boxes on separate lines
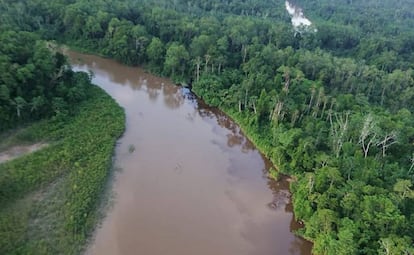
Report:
0,143,48,164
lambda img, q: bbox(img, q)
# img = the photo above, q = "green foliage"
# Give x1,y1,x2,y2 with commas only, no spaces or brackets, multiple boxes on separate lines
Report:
268,167,279,181
1,0,414,254
295,0,414,68
0,29,91,131
164,42,190,79
0,86,125,254
146,37,165,72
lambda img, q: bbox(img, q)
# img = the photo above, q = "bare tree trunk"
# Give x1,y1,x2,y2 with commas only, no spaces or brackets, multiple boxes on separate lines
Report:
204,54,211,74
362,135,376,158
409,154,414,174
320,97,328,119
316,88,322,108
359,114,378,158
380,86,386,106
329,112,349,158
271,101,284,124
195,57,201,82
379,239,392,255
242,45,248,64
291,110,300,126
349,82,355,93
252,101,257,114
326,99,336,122
307,174,314,193
376,132,397,157
307,88,315,114
244,88,249,109
313,87,324,117
283,71,291,93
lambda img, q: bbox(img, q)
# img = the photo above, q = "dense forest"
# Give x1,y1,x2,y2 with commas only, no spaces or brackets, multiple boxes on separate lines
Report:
0,2,125,254
1,0,413,254
0,30,92,131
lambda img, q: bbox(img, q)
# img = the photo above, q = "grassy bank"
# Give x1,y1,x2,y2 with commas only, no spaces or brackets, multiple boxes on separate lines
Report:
225,110,285,173
0,86,125,254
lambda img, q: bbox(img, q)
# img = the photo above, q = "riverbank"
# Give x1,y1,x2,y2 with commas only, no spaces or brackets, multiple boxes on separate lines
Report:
68,50,312,255
0,86,125,254
64,42,311,232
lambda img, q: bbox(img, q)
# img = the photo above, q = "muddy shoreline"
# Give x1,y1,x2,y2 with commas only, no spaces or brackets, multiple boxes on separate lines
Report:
67,50,312,255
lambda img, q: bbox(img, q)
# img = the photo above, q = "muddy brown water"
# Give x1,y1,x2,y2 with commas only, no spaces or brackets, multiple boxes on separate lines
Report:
67,51,312,255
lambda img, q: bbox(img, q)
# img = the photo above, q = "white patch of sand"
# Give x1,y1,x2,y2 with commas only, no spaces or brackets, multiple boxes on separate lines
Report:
0,143,48,164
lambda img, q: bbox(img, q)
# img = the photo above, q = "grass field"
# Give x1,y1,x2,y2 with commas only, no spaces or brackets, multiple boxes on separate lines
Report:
0,85,125,255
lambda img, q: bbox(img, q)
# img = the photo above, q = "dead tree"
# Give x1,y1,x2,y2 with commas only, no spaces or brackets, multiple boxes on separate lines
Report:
325,98,336,122
242,45,248,64
320,96,329,120
249,96,257,114
312,87,324,118
204,54,211,73
271,100,284,125
291,110,300,126
376,131,398,157
329,111,350,158
195,56,201,82
409,153,414,174
359,114,378,158
307,86,316,114
307,173,314,193
283,71,291,93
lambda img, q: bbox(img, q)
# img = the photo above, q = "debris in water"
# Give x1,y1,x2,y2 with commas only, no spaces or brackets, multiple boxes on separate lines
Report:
128,144,135,153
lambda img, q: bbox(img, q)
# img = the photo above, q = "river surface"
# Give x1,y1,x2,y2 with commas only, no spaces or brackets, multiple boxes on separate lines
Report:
67,51,312,255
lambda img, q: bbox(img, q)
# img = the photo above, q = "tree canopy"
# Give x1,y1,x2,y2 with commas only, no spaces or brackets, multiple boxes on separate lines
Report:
1,0,413,254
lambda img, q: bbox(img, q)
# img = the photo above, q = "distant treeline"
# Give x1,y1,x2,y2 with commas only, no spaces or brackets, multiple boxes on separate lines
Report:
0,0,413,254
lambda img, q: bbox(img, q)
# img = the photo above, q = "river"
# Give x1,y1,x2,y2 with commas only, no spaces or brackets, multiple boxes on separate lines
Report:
67,51,312,255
